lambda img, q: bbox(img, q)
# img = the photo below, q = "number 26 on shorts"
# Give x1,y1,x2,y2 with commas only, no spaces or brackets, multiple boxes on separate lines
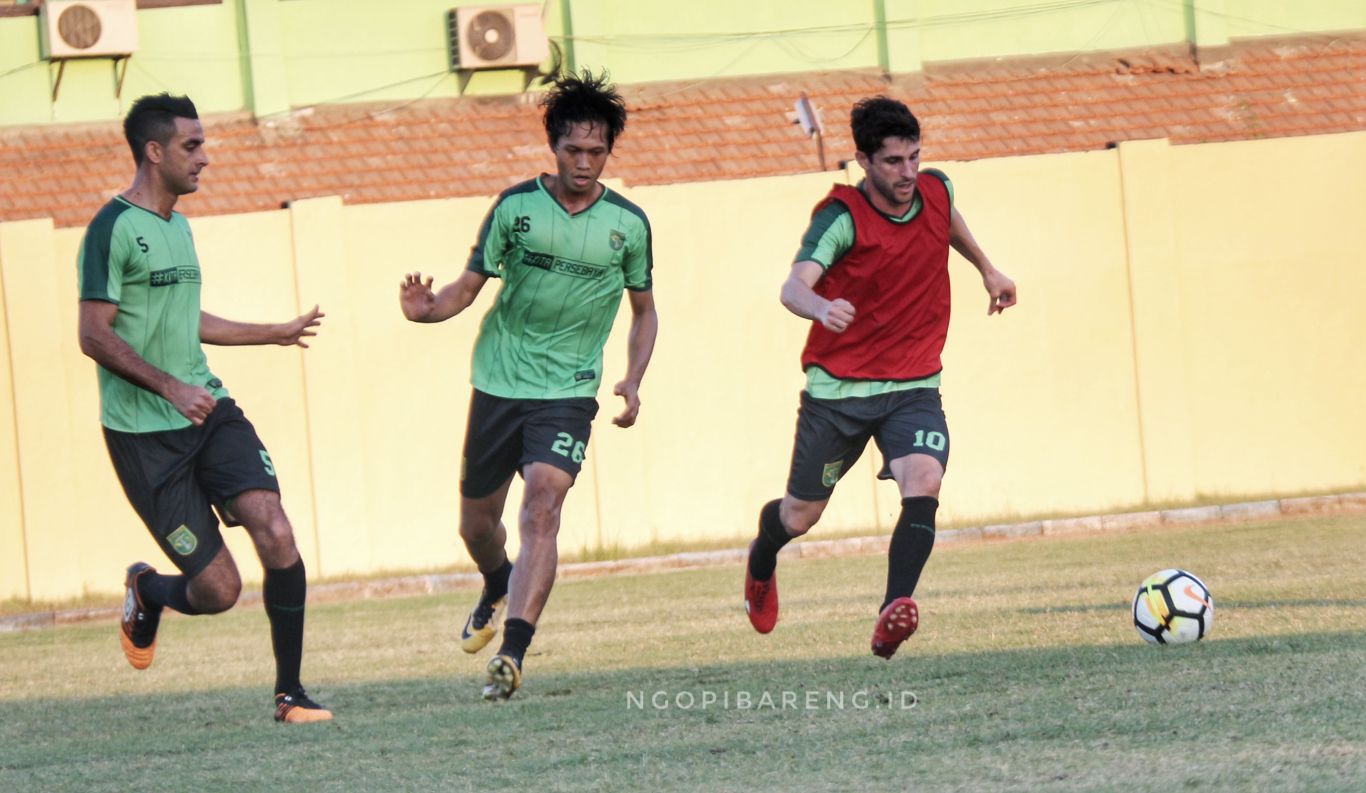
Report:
551,432,586,463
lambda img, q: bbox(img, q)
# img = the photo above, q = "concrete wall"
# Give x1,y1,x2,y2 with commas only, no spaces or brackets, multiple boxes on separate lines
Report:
2,0,1362,126
0,130,1363,601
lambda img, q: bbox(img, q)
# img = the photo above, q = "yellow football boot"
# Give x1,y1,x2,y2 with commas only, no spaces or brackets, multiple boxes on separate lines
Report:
460,593,506,653
481,654,521,701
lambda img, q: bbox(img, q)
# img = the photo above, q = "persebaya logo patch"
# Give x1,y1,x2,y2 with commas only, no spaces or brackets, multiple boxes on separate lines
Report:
609,230,625,251
821,461,844,488
167,525,198,556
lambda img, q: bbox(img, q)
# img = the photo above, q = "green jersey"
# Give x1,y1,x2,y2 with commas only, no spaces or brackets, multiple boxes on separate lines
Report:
466,176,653,399
792,171,953,400
77,196,227,433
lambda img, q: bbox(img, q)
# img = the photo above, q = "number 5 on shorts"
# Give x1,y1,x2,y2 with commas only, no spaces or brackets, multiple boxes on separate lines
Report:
260,449,276,476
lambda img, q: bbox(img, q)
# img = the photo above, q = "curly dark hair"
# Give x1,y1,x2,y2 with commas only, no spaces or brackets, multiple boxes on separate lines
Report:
850,96,920,157
541,69,627,152
124,93,199,166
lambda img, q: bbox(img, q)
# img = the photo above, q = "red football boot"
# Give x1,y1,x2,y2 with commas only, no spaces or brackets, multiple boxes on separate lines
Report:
744,542,779,634
871,596,919,658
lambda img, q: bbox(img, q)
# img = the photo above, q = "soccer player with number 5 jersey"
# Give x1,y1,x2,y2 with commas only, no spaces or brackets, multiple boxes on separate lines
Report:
77,94,331,723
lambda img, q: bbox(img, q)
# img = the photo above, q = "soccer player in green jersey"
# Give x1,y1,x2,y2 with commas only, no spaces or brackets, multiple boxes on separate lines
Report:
400,71,657,700
77,94,332,723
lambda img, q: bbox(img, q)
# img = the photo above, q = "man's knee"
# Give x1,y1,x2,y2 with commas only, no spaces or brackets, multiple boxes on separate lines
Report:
892,454,945,499
459,518,494,544
520,464,571,538
780,497,825,536
256,517,298,560
233,493,297,560
188,570,241,614
194,587,240,614
905,468,943,498
460,497,504,542
520,497,561,538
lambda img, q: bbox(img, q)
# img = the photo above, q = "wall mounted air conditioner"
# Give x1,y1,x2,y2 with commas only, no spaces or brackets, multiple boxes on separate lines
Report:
40,0,139,59
449,4,549,71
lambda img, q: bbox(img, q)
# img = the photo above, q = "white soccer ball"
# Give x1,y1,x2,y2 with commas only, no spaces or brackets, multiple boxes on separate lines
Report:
1132,568,1214,645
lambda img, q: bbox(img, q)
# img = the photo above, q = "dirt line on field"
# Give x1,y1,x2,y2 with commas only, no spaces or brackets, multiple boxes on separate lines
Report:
3,492,1362,632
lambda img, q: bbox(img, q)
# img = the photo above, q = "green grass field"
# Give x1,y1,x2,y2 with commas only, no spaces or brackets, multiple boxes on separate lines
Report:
2,515,1363,792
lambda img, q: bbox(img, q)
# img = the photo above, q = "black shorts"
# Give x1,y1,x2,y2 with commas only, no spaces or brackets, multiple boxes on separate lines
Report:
102,398,280,577
786,388,950,502
460,389,599,499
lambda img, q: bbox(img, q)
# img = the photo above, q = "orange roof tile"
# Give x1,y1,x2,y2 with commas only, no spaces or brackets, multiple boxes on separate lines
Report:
1,34,1362,228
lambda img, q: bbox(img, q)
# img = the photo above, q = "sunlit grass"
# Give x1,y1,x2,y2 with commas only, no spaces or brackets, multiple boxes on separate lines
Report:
1,515,1363,792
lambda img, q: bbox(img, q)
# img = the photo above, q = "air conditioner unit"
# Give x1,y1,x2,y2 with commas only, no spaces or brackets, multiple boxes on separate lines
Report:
449,4,549,71
40,0,139,59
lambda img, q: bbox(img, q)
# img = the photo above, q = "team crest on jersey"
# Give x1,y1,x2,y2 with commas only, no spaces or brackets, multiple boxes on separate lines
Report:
609,230,625,251
821,461,844,488
167,525,198,556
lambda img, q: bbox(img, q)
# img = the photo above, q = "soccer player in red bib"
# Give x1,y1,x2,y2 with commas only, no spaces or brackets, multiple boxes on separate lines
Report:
744,96,1017,657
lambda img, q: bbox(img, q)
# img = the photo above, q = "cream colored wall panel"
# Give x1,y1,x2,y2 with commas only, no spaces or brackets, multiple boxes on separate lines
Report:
294,196,497,576
1168,132,1366,496
3,220,155,600
6,132,1364,600
1118,138,1198,504
936,149,1147,523
49,226,154,596
592,173,878,552
192,209,319,584
0,225,32,600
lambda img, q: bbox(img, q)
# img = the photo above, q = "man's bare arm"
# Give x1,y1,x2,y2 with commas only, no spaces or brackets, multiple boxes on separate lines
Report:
79,300,216,425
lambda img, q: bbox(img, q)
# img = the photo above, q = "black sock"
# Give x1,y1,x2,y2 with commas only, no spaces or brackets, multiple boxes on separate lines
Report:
498,618,535,667
883,496,938,611
263,558,308,696
483,559,513,601
747,499,792,581
137,572,200,615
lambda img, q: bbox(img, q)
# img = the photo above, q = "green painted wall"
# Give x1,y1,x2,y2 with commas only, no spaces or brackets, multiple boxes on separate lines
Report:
0,0,1362,126
885,0,1188,70
1191,0,1366,45
567,0,880,84
0,0,243,127
274,0,557,111
0,13,48,127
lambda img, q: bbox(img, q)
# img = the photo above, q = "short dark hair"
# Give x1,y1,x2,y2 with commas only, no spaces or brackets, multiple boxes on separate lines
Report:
541,70,627,152
123,93,199,166
850,96,920,157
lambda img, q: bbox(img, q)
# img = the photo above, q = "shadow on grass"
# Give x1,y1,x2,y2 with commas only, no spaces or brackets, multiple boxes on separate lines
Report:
3,629,1365,793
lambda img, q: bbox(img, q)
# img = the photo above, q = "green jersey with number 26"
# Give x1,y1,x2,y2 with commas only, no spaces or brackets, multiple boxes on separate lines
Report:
465,176,653,400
